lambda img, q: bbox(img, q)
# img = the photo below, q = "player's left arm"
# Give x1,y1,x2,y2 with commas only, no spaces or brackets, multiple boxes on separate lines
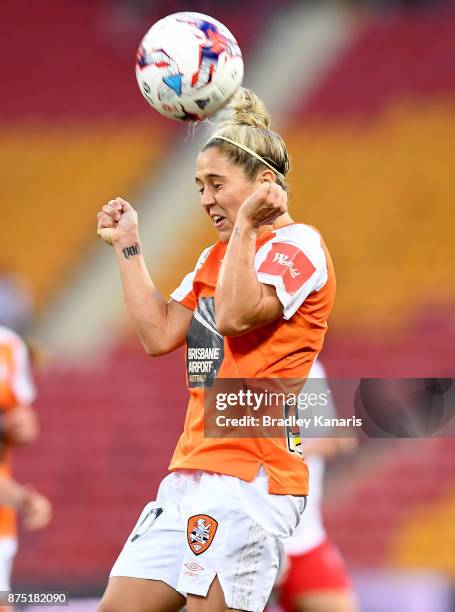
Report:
215,182,286,336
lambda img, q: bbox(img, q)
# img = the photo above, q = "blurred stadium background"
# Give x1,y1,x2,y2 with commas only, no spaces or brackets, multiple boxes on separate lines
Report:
1,0,454,610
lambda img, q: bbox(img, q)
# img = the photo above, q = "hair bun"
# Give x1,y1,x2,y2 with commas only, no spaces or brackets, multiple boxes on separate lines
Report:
223,87,271,130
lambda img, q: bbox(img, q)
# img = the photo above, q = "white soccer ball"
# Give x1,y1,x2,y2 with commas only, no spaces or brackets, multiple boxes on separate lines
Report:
135,12,244,121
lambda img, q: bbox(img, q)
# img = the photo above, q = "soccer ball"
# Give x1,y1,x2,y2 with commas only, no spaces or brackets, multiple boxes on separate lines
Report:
135,12,244,121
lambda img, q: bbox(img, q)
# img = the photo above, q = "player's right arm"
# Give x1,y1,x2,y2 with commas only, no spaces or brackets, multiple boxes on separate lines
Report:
97,197,193,356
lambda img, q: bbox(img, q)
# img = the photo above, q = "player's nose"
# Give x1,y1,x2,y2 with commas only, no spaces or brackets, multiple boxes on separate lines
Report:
200,188,216,208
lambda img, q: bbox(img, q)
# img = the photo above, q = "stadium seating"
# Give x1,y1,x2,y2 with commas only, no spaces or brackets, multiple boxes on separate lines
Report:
283,10,455,336
324,438,455,574
1,0,273,311
14,345,187,587
0,125,168,308
0,0,174,310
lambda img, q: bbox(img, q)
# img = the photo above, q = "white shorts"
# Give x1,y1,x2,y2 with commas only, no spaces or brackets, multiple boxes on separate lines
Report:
0,537,17,591
110,469,306,612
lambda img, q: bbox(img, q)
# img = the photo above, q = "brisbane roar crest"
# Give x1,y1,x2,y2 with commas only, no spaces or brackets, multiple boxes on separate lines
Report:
187,514,218,555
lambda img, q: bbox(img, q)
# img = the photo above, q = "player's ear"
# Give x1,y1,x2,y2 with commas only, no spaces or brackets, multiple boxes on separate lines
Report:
259,169,276,184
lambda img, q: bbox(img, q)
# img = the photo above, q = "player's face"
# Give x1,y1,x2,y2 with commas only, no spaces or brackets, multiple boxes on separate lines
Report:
195,148,261,243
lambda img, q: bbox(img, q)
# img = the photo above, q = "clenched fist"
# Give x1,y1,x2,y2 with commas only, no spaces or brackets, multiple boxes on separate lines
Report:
97,197,139,246
237,182,287,229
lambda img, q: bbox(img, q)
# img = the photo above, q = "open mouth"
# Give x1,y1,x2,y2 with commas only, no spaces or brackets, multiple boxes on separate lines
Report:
212,214,226,228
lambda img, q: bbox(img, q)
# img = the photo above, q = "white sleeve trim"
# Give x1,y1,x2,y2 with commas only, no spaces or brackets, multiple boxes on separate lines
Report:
255,225,328,320
170,270,195,303
0,327,36,405
170,245,213,304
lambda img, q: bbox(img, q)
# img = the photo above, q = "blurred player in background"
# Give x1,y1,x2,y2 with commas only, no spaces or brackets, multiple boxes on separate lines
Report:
0,264,34,337
96,88,335,612
273,359,358,612
0,326,52,607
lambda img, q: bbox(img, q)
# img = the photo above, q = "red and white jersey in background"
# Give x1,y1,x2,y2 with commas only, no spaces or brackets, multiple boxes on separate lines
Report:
285,359,330,555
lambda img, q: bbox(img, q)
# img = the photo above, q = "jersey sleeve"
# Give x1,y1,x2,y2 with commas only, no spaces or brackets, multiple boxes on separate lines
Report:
254,225,328,320
10,336,36,406
170,246,213,311
0,329,36,408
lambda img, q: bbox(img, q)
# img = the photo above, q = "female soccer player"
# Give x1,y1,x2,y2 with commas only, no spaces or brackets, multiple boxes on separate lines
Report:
0,325,52,605
96,88,335,612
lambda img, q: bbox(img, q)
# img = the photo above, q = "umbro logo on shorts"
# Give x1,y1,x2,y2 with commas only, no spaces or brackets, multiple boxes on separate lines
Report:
184,562,204,571
187,514,218,555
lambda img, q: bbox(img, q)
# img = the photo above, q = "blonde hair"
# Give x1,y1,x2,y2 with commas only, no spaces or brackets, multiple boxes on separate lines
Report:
203,88,291,190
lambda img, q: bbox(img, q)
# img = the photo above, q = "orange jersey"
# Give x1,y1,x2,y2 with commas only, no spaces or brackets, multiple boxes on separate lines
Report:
169,224,335,495
0,326,36,537
0,327,35,411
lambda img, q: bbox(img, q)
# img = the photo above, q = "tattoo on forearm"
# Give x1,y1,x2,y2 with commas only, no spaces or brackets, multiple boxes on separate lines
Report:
233,227,240,238
122,242,141,259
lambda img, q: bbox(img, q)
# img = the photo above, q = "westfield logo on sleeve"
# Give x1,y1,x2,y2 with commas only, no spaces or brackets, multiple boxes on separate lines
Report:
258,243,316,294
